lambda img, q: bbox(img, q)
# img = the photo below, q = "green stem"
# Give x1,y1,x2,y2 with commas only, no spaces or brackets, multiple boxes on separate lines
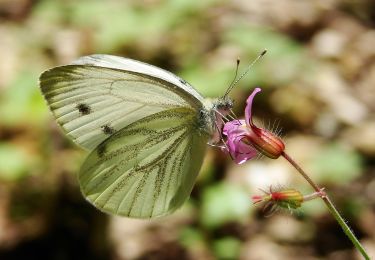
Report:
281,151,369,260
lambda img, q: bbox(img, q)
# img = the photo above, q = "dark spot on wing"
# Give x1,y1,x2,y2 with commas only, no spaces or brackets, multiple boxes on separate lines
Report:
97,143,106,157
179,78,187,85
77,103,91,115
101,124,115,135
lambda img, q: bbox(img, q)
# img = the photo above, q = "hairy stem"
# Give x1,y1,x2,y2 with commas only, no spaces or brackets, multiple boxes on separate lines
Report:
281,151,369,260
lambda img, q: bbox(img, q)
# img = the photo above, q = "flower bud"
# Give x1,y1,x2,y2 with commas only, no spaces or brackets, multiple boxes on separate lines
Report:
252,188,303,210
247,126,285,159
252,187,326,214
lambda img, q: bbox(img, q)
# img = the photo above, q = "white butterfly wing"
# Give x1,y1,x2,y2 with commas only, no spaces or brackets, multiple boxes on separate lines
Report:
72,54,204,103
40,55,204,150
40,55,215,218
79,107,208,218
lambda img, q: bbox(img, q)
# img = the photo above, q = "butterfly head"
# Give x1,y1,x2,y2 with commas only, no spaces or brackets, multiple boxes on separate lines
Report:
214,96,234,117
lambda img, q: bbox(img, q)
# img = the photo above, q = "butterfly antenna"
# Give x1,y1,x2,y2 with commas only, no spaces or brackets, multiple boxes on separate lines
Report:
223,49,267,98
223,58,240,98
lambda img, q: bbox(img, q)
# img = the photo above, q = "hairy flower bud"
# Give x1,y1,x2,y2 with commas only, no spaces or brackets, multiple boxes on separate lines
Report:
252,186,326,213
247,126,285,159
252,188,304,210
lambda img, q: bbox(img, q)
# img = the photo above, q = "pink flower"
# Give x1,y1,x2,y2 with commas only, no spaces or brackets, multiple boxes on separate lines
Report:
223,88,285,164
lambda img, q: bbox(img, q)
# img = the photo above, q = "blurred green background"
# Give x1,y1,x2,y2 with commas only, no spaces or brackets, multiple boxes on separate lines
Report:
0,0,375,259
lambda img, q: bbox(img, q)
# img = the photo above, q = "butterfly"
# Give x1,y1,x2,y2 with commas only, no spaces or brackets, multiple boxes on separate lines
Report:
39,54,235,218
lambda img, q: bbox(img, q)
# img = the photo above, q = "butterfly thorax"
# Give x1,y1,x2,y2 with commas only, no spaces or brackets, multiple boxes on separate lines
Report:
200,97,233,142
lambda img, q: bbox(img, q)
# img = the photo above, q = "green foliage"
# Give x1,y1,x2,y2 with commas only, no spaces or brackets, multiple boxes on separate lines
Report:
212,236,241,260
50,0,223,53
224,26,307,86
179,227,205,248
181,26,308,97
201,182,251,228
300,197,326,217
0,71,48,127
310,143,362,184
0,143,32,181
342,197,366,218
180,63,235,98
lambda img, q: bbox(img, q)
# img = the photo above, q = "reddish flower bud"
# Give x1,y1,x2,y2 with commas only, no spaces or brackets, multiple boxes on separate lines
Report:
247,126,285,159
252,187,303,211
252,186,326,213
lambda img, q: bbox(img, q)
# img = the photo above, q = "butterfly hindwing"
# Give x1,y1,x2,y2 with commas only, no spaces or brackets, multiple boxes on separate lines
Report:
79,107,208,218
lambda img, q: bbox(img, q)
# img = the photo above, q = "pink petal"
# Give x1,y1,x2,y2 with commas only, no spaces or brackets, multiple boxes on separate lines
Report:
222,101,261,164
223,120,245,136
232,137,258,164
245,88,262,126
226,133,258,164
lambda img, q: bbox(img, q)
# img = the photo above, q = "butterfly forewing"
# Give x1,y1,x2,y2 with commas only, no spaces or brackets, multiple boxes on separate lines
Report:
39,55,204,150
71,54,204,102
79,107,208,218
